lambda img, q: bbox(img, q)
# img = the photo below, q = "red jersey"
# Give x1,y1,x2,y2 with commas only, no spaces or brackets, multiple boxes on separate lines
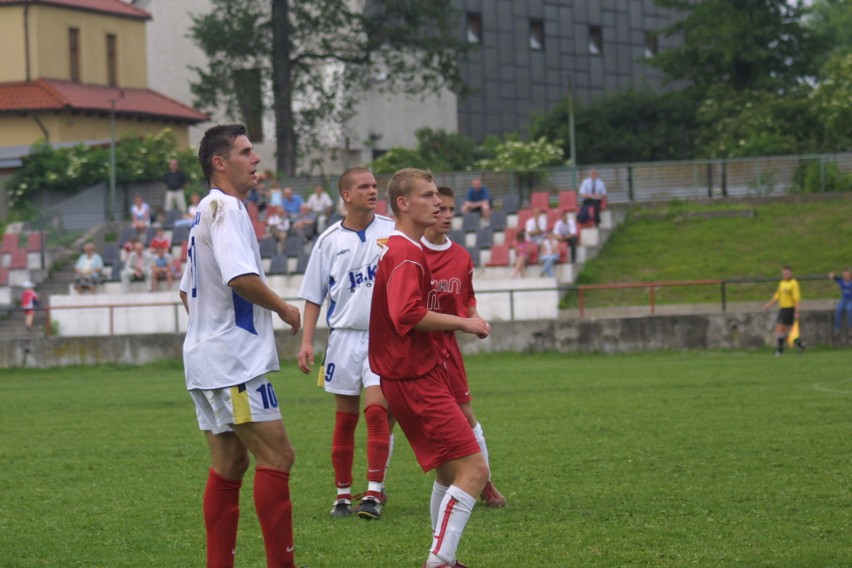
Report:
421,237,476,352
369,232,445,380
21,289,39,311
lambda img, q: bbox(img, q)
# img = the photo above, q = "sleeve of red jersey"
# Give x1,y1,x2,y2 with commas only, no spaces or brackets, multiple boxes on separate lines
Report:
385,260,429,336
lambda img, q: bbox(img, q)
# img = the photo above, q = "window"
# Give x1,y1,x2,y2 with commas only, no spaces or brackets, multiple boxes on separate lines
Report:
644,32,658,58
588,25,603,55
233,68,263,142
529,19,544,50
106,34,117,86
466,12,482,44
69,28,80,82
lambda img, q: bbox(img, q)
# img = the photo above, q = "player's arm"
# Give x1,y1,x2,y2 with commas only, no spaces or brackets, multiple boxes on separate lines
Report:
298,301,322,374
763,288,779,311
414,311,489,339
229,273,301,335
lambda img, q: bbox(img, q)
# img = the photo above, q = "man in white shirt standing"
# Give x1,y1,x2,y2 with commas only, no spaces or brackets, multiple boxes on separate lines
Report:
553,210,579,263
297,167,396,521
578,168,607,227
179,124,302,568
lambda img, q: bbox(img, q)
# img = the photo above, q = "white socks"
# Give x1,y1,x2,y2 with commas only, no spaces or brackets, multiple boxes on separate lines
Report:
472,422,491,480
427,485,476,566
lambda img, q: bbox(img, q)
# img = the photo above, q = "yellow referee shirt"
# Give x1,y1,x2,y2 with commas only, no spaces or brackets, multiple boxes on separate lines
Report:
773,278,801,308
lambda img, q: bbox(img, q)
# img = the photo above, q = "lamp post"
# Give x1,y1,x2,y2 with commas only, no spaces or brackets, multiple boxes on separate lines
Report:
109,99,117,221
567,74,577,189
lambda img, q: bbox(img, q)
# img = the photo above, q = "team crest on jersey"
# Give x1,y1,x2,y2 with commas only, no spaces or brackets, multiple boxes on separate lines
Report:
347,254,379,292
376,238,389,248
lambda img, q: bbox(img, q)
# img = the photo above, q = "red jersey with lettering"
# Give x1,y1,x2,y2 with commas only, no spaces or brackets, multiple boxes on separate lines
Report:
369,231,445,380
421,237,476,347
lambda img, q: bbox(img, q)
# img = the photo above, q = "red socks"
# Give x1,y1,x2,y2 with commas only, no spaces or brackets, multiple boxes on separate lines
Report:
364,404,390,483
203,468,241,568
332,411,359,489
254,467,295,568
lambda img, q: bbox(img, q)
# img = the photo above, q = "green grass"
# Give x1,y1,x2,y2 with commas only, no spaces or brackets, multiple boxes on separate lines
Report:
571,195,852,308
1,352,850,567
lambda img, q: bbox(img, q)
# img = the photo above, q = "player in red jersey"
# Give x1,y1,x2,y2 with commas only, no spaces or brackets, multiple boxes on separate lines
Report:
421,186,507,509
369,169,491,568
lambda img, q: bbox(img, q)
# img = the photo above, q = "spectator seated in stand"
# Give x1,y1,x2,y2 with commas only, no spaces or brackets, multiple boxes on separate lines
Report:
150,245,175,292
281,186,304,219
148,227,171,251
174,193,201,228
121,240,152,292
511,230,531,279
553,210,578,263
539,232,560,278
524,207,548,245
461,178,492,225
307,184,334,233
74,242,105,294
290,203,317,242
130,195,151,233
265,206,290,254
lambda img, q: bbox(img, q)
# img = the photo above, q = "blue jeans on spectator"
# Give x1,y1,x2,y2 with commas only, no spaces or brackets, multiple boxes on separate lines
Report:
540,254,559,277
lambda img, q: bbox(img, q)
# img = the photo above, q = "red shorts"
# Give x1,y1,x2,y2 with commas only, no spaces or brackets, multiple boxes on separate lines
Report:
381,362,480,472
444,338,471,405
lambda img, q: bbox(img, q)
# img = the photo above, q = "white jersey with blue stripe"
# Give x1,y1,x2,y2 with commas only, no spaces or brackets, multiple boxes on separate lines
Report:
298,214,395,330
180,189,279,390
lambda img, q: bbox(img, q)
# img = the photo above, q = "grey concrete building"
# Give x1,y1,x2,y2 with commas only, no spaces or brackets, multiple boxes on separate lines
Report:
453,0,680,143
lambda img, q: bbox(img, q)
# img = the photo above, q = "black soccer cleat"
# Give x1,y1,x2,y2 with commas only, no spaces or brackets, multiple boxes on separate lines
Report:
330,498,352,518
355,496,382,520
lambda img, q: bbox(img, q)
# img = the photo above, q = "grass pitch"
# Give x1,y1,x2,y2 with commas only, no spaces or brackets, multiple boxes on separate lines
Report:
1,350,850,567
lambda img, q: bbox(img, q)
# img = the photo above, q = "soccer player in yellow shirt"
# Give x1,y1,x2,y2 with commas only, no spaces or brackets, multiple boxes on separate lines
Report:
763,265,805,355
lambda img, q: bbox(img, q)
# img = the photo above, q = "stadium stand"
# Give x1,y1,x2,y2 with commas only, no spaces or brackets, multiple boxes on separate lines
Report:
490,210,507,231
486,244,510,267
268,255,288,275
259,237,277,258
530,191,550,210
462,212,480,233
501,194,520,214
558,190,578,212
26,231,43,252
2,233,19,253
476,227,493,249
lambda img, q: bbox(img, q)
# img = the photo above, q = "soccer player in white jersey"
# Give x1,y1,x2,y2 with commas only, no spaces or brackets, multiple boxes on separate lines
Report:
179,124,302,568
298,167,395,520
422,185,507,509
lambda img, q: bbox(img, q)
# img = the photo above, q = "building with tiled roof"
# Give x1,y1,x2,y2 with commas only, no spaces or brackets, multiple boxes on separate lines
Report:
0,0,207,149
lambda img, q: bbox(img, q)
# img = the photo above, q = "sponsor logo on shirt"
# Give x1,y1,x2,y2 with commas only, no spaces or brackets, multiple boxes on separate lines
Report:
347,255,379,292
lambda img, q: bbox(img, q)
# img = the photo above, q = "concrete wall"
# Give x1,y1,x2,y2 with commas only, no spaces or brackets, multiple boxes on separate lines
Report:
2,309,836,368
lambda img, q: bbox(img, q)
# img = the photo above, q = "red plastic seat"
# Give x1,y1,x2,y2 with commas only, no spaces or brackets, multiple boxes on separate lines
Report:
375,199,388,216
558,191,578,213
26,231,43,252
1,233,19,253
530,191,550,210
486,244,510,266
503,227,520,246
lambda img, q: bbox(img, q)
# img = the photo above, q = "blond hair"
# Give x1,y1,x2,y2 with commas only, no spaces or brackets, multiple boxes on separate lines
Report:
387,168,434,216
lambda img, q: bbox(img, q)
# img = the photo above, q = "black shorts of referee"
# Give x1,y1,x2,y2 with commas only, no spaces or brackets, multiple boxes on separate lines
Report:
777,307,796,326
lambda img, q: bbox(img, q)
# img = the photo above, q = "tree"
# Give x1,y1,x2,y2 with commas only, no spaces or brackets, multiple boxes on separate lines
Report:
370,128,484,174
649,0,818,92
190,0,472,175
530,89,700,164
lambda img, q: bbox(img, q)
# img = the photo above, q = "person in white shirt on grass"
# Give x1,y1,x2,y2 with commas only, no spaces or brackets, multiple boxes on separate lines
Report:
178,124,303,568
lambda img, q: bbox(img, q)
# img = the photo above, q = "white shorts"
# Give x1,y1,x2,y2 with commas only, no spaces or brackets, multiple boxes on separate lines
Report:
190,375,282,435
322,329,380,396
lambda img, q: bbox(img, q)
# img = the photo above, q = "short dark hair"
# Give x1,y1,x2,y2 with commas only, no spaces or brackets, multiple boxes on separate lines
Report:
437,186,455,199
338,166,372,194
198,124,247,184
783,265,793,271
387,168,434,216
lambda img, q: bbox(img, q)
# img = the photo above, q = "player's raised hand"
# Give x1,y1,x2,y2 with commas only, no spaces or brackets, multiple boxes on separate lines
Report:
463,315,491,339
278,303,301,335
298,343,314,374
